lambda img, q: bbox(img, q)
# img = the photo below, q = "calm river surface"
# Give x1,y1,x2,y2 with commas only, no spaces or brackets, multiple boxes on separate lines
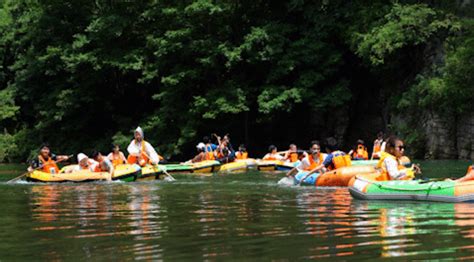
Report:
0,160,473,260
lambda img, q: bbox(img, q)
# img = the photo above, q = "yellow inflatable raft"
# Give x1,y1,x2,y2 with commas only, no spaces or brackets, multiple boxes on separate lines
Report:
26,164,141,183
191,160,221,173
137,164,166,181
257,160,296,172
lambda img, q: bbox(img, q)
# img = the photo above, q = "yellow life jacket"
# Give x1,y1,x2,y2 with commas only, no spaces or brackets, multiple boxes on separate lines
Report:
376,152,414,181
329,151,352,170
110,152,125,167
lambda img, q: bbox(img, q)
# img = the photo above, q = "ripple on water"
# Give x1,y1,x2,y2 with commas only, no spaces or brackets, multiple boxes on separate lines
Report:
1,169,474,260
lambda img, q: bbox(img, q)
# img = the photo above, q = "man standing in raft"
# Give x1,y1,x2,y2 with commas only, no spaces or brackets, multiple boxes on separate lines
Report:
28,144,70,173
298,137,352,183
375,136,421,181
127,127,160,166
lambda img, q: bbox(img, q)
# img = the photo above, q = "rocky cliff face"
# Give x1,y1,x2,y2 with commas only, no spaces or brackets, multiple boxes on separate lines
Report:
422,112,474,160
457,113,474,159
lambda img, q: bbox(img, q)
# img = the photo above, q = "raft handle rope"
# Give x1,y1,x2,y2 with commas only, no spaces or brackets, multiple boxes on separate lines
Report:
354,175,456,192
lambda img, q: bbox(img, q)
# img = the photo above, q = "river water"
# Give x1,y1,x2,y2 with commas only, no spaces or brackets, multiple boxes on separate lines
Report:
0,160,473,260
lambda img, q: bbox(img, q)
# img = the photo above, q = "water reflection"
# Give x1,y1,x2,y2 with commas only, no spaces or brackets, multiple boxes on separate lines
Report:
13,179,474,260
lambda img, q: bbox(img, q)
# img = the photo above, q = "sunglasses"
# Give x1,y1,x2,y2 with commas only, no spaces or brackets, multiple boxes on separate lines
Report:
312,147,320,150
396,145,405,150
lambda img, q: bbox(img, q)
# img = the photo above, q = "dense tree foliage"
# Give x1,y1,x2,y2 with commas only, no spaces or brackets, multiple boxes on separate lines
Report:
0,0,472,162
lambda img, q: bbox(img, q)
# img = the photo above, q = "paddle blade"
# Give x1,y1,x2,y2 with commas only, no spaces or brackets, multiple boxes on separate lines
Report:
278,177,295,186
163,176,176,182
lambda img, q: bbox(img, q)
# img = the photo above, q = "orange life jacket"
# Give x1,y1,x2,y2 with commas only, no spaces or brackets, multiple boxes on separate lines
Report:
468,165,473,173
38,155,59,174
373,144,381,153
304,154,325,171
352,145,369,160
127,140,150,166
263,153,278,161
235,151,248,160
376,152,414,181
289,152,298,163
110,152,124,166
328,151,352,171
372,139,383,159
216,152,223,159
203,145,216,160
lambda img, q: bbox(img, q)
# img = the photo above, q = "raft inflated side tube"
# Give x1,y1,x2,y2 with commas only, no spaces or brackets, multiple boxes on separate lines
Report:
294,171,320,185
192,160,221,173
137,164,166,181
351,160,379,167
257,160,295,172
349,175,474,203
220,161,249,173
162,164,193,173
235,158,258,169
315,165,376,187
27,164,141,183
257,160,279,171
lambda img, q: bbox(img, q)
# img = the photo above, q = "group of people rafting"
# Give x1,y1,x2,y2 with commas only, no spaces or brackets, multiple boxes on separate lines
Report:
26,127,474,183
28,127,159,180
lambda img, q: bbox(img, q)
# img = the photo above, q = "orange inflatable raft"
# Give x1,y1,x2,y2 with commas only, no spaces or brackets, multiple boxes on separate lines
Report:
315,165,377,187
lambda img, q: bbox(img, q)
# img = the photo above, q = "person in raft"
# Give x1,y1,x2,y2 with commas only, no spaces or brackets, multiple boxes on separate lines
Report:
92,151,114,177
371,132,384,159
286,141,328,184
235,144,248,160
184,143,207,163
76,153,99,171
283,144,299,163
127,127,160,166
262,145,284,161
215,134,236,163
297,137,352,183
107,144,127,167
202,135,218,160
349,139,369,160
28,144,70,173
215,139,234,163
454,165,474,182
375,136,421,181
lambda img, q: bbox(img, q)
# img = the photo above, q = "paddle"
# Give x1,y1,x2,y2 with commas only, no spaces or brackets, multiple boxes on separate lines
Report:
162,168,176,182
8,154,74,183
138,149,176,182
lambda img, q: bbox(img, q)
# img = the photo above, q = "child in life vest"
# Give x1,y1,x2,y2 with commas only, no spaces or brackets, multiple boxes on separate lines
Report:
283,144,299,163
349,139,369,160
107,144,127,167
235,144,249,160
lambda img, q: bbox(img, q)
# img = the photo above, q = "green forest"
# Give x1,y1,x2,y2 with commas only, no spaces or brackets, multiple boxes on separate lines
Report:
0,0,473,162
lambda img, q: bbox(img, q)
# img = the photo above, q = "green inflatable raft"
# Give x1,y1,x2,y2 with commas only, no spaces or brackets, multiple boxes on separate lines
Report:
349,176,474,203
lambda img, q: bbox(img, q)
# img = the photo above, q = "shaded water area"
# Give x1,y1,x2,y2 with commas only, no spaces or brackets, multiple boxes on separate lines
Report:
1,160,474,260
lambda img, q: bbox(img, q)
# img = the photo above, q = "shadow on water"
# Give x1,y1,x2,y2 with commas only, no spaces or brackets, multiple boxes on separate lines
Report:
0,161,474,259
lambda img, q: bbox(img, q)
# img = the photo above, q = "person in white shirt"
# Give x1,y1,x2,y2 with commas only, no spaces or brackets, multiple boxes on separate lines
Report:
127,127,159,166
